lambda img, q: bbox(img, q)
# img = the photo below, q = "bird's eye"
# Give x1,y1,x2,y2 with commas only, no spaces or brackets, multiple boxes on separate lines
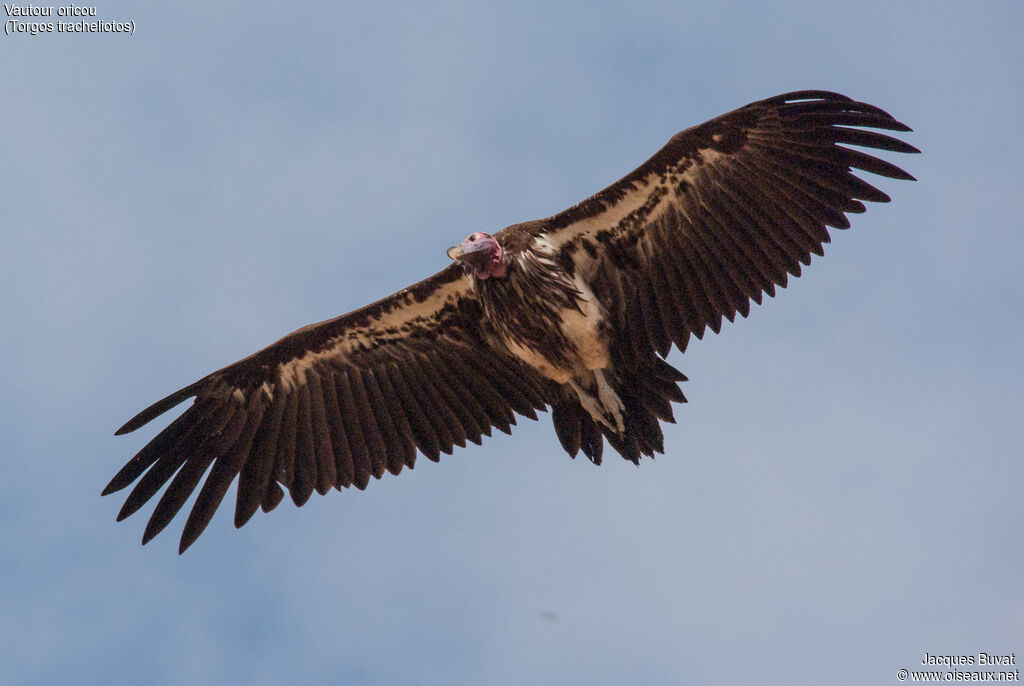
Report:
469,235,477,241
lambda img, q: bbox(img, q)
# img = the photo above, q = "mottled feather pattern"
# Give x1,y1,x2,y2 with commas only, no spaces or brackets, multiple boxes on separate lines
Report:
477,244,585,371
546,90,917,355
106,91,917,552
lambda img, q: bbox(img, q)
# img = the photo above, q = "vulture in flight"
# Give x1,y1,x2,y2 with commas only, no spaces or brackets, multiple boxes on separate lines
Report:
105,91,918,552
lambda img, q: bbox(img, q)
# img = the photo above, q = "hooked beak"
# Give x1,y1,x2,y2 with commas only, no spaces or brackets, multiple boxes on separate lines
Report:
446,244,464,261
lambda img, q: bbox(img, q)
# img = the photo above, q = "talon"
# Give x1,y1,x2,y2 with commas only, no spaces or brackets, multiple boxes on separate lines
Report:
594,369,625,432
570,371,626,434
570,379,614,431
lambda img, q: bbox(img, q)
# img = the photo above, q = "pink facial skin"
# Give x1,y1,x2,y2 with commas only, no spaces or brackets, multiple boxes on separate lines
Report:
446,232,506,279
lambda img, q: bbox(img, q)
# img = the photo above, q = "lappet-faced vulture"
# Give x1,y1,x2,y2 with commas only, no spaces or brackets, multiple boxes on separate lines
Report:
105,91,918,552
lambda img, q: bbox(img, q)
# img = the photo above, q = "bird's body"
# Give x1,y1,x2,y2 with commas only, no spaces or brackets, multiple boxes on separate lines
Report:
477,232,608,383
105,91,918,552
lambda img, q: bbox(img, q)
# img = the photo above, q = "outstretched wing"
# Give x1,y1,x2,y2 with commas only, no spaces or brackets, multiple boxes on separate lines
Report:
105,264,553,552
538,90,918,357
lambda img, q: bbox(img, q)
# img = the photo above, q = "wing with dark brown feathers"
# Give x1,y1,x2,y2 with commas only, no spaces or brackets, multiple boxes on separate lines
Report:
539,90,918,356
105,263,554,553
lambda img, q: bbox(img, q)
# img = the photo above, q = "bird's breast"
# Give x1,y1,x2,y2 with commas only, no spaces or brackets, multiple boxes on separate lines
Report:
483,268,610,384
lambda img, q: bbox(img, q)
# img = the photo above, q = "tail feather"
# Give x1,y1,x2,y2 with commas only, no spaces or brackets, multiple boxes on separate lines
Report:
549,354,686,465
579,413,603,464
551,399,582,457
551,393,606,465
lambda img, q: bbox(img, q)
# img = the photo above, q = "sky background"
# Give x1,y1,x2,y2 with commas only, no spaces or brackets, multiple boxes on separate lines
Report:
3,2,1022,684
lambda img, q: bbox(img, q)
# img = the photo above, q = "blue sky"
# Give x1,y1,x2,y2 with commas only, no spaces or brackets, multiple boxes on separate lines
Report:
3,1,1022,684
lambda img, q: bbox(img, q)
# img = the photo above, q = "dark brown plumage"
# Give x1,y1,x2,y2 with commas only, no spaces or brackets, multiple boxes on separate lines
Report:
106,91,918,552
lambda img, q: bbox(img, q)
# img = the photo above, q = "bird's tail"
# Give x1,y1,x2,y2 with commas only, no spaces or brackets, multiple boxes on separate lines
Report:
550,354,687,465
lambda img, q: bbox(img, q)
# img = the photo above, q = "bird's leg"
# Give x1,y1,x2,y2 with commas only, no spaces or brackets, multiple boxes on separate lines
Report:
594,369,625,433
569,378,613,432
569,371,625,434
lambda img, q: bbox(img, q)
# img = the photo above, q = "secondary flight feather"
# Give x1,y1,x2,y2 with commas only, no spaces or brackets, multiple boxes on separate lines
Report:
105,90,918,553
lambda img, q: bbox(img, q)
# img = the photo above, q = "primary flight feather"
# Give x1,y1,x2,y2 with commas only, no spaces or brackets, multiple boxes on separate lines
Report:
105,91,918,552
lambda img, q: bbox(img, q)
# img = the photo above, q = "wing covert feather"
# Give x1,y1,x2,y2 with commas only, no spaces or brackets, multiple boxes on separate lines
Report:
107,264,553,552
539,90,917,353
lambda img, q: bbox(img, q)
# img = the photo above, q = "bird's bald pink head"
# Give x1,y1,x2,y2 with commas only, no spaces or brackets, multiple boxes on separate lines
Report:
446,232,506,280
